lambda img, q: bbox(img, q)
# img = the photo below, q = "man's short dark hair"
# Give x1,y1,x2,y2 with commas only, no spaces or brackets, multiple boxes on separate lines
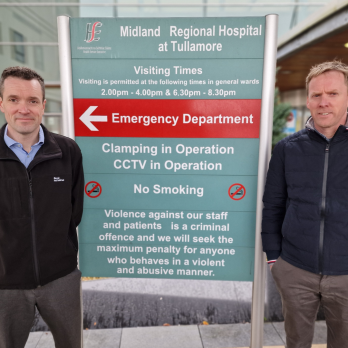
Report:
0,66,45,101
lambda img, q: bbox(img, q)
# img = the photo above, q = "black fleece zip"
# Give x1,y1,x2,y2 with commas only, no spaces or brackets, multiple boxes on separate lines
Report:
0,124,84,289
319,142,329,274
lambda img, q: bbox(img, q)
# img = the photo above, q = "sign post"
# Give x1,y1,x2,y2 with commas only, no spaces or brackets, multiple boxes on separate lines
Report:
58,14,278,346
251,14,278,348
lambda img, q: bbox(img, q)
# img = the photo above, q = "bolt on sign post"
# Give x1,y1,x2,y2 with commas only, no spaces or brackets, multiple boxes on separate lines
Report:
58,14,277,347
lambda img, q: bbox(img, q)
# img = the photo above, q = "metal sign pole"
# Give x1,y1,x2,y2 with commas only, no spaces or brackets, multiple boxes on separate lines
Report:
57,15,75,140
57,16,82,347
250,14,278,348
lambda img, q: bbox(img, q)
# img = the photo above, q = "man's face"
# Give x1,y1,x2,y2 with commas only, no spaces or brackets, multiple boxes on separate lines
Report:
307,70,348,135
0,77,45,139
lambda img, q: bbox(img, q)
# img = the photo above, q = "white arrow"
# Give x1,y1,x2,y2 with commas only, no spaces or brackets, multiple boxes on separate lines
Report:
79,106,107,131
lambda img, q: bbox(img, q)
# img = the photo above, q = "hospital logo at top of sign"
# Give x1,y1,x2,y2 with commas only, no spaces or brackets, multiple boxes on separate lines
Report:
85,22,102,43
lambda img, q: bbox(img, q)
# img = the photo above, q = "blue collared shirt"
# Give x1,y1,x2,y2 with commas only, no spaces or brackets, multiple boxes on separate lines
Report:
4,125,45,168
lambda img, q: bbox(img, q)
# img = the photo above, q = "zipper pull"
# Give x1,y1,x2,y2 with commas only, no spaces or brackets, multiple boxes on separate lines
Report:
29,180,33,198
325,144,330,152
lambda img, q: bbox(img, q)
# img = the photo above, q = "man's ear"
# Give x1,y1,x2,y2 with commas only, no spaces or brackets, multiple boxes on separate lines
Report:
0,97,4,113
42,99,46,110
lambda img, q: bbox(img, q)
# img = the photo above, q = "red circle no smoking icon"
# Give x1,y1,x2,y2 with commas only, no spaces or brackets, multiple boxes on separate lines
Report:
85,181,102,198
228,183,246,200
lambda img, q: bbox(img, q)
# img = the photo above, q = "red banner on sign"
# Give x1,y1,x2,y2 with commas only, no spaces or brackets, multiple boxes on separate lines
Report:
73,99,261,138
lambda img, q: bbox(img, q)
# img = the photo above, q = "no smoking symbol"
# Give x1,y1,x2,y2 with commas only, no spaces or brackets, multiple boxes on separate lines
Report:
85,181,102,198
228,183,246,200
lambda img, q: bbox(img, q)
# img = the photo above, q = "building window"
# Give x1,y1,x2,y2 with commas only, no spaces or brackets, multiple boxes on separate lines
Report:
45,99,62,113
11,30,25,63
0,24,3,55
0,110,6,127
34,46,44,70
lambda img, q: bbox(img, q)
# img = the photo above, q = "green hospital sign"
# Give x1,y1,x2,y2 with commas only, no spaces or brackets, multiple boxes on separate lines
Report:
69,17,266,281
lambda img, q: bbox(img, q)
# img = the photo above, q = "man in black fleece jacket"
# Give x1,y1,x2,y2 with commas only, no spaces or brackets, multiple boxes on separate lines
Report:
0,66,84,348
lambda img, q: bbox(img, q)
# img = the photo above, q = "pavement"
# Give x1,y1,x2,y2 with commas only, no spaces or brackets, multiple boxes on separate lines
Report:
25,321,327,348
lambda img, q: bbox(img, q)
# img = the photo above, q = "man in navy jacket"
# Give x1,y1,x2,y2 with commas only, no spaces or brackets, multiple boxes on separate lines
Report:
262,60,348,348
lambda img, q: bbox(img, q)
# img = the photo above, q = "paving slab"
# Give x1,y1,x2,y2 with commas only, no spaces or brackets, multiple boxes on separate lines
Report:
25,330,91,348
85,328,122,348
263,323,285,346
120,325,202,348
24,332,44,348
25,321,327,348
270,322,286,342
199,323,250,348
35,332,55,348
83,330,90,344
272,321,327,345
312,321,327,344
231,345,326,348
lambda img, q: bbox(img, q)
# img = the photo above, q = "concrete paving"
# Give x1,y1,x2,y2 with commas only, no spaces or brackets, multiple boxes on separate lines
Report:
25,321,327,348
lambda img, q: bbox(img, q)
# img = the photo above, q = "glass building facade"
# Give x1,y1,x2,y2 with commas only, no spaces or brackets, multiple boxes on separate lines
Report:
0,0,331,133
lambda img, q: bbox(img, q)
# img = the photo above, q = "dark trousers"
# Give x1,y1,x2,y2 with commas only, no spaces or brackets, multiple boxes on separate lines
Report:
272,257,348,348
0,268,82,348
